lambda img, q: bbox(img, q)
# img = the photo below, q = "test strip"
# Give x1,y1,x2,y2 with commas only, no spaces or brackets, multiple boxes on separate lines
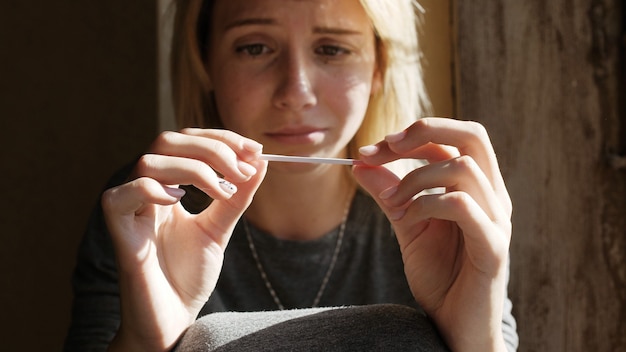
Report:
260,154,360,165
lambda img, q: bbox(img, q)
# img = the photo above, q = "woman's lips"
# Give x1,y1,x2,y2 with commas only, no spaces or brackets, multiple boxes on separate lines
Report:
265,127,327,144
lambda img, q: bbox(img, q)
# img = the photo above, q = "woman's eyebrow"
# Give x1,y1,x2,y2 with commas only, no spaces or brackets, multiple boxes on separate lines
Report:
224,18,277,31
223,18,362,36
313,26,363,36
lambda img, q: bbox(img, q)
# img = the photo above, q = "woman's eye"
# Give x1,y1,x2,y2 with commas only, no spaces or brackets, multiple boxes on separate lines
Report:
315,45,349,57
236,44,270,57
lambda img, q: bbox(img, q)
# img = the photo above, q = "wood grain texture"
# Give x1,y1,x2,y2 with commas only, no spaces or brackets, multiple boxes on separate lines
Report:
454,1,625,350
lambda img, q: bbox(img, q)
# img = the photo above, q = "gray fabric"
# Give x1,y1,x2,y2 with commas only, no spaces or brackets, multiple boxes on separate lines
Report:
176,304,450,352
177,307,334,351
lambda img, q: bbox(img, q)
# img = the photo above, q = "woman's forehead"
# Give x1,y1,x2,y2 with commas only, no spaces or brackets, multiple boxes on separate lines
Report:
210,0,371,33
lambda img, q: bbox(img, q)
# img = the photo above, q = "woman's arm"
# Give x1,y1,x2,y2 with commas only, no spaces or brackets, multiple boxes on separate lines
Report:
64,164,130,351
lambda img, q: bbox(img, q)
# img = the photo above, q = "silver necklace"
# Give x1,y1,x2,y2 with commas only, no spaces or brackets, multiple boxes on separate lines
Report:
243,195,352,310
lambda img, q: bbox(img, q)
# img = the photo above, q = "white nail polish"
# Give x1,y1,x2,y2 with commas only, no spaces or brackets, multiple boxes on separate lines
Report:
379,186,397,200
219,179,237,194
385,131,406,143
164,186,186,199
359,145,379,156
238,161,257,177
243,140,263,153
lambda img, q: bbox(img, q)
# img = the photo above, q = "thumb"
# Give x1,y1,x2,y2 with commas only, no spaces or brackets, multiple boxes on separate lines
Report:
353,165,404,221
197,160,268,248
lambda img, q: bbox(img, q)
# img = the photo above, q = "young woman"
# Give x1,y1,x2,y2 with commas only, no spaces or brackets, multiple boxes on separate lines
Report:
65,0,518,351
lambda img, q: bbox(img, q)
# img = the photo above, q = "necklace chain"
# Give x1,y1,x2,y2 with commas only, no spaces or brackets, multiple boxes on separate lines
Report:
243,195,352,310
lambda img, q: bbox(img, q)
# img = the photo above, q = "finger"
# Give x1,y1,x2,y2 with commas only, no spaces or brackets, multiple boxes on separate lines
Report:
391,118,510,212
398,191,511,272
195,159,268,248
148,129,263,182
359,140,460,165
385,118,492,165
354,165,435,256
379,155,508,222
101,178,187,268
355,164,511,270
133,154,240,200
352,164,408,221
102,177,185,217
365,118,510,215
179,128,263,161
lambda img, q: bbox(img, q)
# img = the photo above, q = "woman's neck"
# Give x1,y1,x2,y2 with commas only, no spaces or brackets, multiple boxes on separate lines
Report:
245,164,356,241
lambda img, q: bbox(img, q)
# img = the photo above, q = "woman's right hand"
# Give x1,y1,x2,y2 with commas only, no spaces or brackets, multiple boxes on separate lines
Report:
102,128,267,351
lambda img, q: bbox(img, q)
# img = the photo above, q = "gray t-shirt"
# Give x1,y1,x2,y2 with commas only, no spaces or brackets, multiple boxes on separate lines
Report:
202,190,417,313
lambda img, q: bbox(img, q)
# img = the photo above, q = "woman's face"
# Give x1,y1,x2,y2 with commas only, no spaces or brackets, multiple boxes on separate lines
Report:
206,0,380,160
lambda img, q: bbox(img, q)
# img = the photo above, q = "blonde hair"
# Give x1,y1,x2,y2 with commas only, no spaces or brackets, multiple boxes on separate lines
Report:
356,0,431,175
171,0,430,167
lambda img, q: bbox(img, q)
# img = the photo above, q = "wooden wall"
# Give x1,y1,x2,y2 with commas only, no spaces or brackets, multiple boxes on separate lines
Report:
419,0,455,117
454,1,626,351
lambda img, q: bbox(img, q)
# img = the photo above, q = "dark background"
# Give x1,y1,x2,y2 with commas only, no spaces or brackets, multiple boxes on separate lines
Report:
1,1,158,348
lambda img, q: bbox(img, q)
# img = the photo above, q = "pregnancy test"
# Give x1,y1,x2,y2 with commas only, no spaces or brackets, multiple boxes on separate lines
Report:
260,154,362,165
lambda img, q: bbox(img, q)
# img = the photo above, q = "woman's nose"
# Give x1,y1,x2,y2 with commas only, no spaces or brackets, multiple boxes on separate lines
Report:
272,53,317,111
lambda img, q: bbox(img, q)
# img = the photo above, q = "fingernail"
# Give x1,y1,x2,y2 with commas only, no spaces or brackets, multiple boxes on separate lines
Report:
379,186,398,200
219,179,237,194
385,131,406,143
243,140,263,153
238,161,257,177
165,186,186,199
388,208,406,221
359,145,379,156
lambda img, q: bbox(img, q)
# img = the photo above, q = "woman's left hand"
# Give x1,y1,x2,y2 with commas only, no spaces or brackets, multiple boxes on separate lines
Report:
353,117,511,352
